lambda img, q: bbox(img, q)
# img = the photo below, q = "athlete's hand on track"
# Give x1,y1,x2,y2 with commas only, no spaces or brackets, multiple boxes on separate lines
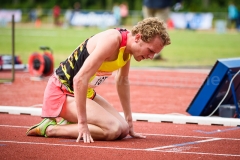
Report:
128,122,146,139
129,130,146,138
76,123,94,143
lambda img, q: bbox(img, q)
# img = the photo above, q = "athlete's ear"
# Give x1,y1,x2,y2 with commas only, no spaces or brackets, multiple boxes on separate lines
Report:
135,33,141,43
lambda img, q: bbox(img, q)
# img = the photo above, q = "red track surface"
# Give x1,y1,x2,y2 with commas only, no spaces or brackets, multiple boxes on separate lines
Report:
1,70,240,159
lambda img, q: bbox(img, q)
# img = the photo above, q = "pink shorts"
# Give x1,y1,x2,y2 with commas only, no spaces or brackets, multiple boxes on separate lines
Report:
41,74,73,118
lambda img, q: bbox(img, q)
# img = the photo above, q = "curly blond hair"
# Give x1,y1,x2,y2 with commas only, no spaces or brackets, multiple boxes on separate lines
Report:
131,17,171,46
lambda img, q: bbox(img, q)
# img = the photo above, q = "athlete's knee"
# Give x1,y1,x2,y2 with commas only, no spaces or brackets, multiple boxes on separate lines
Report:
107,121,129,140
104,121,122,140
117,122,129,140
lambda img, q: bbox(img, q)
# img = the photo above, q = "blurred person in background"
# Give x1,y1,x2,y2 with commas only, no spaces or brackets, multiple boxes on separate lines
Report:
29,9,37,22
70,2,81,26
53,5,61,26
112,3,121,26
120,2,129,26
36,5,43,20
228,1,239,30
34,5,43,28
143,0,172,24
26,17,171,143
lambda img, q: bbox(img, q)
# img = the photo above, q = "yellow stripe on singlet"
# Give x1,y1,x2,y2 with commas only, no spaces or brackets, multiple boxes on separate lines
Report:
61,64,70,80
74,50,78,61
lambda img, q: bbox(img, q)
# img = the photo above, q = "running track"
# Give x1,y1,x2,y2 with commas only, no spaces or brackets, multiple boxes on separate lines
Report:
1,69,240,159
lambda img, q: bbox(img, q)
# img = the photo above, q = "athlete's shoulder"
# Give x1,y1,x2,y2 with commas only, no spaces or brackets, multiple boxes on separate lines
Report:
98,29,122,45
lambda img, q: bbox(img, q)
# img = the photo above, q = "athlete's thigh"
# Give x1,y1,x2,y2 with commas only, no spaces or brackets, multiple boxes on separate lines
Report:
60,95,120,128
93,94,128,127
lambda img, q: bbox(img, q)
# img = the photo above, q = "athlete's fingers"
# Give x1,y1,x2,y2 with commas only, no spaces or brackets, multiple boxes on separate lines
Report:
134,133,146,139
76,133,82,142
90,136,94,143
130,132,146,139
83,133,89,143
83,133,87,143
83,133,94,143
86,134,90,143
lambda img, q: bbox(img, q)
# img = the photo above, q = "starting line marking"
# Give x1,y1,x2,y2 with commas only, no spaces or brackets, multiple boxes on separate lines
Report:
145,133,240,141
1,106,240,127
194,127,240,134
0,140,239,157
145,138,221,150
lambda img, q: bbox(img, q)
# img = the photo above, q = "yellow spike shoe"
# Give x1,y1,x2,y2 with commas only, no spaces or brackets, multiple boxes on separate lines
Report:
26,118,56,137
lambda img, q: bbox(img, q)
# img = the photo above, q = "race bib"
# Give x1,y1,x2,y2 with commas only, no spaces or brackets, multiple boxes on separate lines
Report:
89,76,108,87
88,71,112,88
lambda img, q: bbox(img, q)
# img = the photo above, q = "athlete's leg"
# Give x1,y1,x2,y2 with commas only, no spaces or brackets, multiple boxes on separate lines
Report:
93,94,129,139
46,94,126,140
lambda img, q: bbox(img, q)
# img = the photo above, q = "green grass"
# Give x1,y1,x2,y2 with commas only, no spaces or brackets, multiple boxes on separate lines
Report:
0,24,240,68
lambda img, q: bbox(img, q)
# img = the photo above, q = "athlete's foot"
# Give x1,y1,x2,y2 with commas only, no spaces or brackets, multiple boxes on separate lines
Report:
45,125,56,137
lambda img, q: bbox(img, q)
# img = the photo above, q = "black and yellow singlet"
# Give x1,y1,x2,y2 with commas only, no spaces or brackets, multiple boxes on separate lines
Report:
55,28,130,99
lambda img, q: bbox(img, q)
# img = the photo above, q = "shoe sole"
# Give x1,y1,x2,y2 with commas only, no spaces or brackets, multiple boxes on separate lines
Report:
26,118,48,136
26,118,56,136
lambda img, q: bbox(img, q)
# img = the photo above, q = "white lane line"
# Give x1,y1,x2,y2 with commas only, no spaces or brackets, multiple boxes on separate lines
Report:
0,125,29,128
0,140,239,157
145,138,221,150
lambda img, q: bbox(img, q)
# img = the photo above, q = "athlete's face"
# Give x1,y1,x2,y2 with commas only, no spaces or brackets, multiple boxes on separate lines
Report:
132,34,164,62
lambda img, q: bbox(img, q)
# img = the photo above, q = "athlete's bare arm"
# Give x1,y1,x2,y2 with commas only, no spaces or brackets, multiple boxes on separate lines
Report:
73,29,123,143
